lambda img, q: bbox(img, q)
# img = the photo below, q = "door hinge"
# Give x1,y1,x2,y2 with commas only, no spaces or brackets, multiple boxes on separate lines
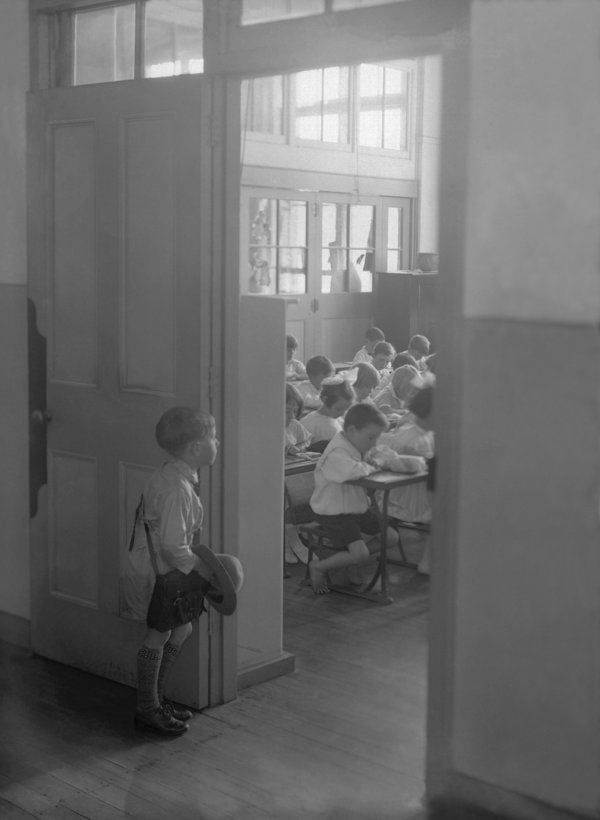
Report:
311,202,319,217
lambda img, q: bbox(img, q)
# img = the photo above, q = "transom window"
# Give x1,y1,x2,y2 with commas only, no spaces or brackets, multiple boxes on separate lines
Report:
48,0,204,87
242,62,413,155
241,0,414,25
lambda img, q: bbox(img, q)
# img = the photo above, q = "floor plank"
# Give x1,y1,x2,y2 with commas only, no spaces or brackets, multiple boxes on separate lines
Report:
0,559,429,819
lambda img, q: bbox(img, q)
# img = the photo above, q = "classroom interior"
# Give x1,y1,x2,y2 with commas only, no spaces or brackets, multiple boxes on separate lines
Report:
1,2,600,819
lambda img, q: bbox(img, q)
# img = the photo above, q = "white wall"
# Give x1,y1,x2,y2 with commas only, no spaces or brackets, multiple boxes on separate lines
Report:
429,1,600,817
236,295,290,682
0,0,30,632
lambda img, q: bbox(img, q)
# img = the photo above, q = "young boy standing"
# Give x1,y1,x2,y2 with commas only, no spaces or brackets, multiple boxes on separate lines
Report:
133,407,242,734
308,403,393,594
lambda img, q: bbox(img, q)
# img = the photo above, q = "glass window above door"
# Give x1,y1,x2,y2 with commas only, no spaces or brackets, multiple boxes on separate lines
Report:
241,0,325,25
70,0,203,86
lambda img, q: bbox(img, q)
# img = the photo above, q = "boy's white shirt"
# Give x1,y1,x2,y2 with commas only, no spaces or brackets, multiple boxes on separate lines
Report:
352,346,372,364
301,411,342,442
310,431,377,515
143,459,202,574
296,379,321,410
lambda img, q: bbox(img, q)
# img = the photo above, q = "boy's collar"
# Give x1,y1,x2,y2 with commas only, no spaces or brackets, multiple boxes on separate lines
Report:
172,458,199,484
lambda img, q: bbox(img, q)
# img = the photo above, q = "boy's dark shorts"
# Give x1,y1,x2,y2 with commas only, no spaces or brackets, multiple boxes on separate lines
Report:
312,509,380,549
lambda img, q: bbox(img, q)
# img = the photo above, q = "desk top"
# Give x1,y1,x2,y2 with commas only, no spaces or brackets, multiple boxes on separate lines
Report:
347,469,428,490
284,452,320,476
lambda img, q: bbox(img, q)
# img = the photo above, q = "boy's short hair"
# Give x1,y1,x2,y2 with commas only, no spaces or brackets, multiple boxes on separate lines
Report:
392,352,418,370
365,326,385,343
320,379,354,407
285,382,304,418
286,334,299,352
306,355,334,379
156,407,214,455
353,361,379,391
408,334,431,357
373,341,395,358
391,364,422,401
343,402,387,432
409,385,434,421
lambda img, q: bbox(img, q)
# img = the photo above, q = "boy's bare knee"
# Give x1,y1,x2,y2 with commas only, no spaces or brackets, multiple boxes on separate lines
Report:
347,540,370,564
171,622,193,645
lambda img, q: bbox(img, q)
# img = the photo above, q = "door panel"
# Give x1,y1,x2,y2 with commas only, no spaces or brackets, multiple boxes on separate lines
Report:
28,76,217,708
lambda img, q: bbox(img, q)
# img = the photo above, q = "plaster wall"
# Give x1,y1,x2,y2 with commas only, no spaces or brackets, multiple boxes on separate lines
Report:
0,0,29,625
445,1,600,815
236,296,287,677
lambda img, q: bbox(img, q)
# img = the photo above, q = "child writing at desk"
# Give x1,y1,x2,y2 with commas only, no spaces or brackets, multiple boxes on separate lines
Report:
296,355,335,411
301,376,354,453
285,382,311,456
308,403,398,594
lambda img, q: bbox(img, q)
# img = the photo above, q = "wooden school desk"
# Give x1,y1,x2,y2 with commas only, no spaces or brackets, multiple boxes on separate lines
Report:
346,469,429,604
283,452,320,577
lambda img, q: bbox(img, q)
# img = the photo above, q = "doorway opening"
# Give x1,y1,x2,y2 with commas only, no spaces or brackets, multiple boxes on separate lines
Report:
239,58,442,792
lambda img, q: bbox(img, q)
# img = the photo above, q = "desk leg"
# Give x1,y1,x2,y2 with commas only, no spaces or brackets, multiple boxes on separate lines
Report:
360,489,393,604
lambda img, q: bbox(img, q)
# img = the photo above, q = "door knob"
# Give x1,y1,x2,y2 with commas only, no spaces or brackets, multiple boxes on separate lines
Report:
31,409,52,424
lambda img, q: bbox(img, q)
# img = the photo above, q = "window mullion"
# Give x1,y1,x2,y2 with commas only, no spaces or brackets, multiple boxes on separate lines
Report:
134,0,145,79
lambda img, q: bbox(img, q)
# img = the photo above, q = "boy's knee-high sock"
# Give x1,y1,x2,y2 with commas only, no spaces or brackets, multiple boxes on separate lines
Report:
136,646,163,712
157,641,182,703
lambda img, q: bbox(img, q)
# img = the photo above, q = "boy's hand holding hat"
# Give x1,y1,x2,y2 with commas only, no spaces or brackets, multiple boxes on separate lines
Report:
192,545,244,616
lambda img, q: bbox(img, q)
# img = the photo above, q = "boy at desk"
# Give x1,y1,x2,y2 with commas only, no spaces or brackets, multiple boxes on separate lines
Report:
308,403,398,594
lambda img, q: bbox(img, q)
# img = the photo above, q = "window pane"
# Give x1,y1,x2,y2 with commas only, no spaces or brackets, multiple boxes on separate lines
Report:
384,107,403,150
359,110,381,148
334,0,411,7
74,5,135,86
241,76,284,135
144,0,204,77
349,205,374,248
242,0,325,25
295,68,349,144
278,201,307,295
248,198,276,294
387,206,404,271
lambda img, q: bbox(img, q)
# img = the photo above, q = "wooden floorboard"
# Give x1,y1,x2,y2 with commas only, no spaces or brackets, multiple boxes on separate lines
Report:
0,548,430,819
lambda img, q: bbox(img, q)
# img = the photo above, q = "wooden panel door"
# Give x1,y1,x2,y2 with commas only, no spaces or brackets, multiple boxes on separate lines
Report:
28,76,220,709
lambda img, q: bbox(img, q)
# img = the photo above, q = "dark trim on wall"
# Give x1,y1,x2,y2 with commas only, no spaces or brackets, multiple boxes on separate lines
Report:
0,612,31,650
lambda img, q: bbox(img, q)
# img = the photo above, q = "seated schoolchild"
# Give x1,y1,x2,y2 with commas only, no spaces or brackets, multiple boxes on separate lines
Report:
376,351,419,393
371,341,395,379
373,364,423,418
352,361,380,403
284,383,312,564
352,326,385,364
284,382,311,457
377,385,435,574
301,377,354,453
308,403,397,594
296,355,335,411
397,334,431,372
285,334,308,381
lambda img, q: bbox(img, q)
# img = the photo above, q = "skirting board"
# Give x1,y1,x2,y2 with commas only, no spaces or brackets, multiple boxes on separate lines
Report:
427,771,592,820
0,611,31,650
237,651,295,691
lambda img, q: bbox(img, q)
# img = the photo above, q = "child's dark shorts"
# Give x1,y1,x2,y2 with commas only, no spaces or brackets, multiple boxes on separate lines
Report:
312,509,380,549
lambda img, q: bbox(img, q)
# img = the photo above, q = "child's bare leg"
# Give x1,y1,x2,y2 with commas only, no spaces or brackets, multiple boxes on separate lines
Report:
309,540,370,594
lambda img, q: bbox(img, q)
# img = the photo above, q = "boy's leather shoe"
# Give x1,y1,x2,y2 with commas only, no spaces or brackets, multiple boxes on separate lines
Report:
162,699,193,722
134,704,189,734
